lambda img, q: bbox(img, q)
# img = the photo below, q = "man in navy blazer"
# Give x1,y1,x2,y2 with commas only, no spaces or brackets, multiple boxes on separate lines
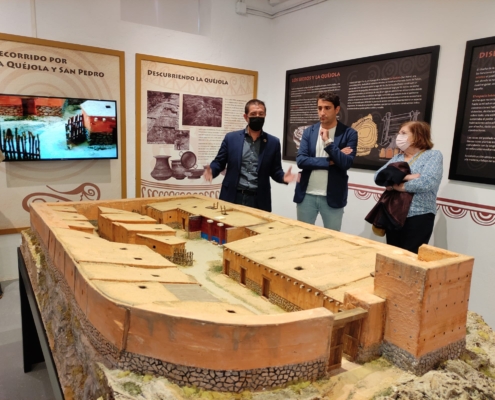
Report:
293,92,357,231
204,99,295,212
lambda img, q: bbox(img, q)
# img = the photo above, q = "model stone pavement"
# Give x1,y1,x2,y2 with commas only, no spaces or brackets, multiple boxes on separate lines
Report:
20,194,474,397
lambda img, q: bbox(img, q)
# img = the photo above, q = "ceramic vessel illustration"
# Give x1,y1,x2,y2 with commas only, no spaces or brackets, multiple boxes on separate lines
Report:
185,167,205,179
151,155,173,181
180,151,197,169
171,159,186,180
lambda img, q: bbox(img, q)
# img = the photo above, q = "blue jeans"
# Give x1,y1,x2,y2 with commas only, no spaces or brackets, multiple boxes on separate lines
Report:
296,194,344,231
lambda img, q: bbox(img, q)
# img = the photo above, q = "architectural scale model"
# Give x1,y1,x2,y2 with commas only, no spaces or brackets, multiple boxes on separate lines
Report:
21,195,474,396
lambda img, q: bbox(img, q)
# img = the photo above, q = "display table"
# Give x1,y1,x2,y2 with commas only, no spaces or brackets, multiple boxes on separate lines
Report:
18,247,64,400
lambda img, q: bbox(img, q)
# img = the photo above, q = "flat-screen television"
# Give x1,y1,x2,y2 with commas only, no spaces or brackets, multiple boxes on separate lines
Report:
0,94,118,161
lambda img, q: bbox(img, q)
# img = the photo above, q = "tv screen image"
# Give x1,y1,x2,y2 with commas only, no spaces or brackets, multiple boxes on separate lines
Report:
0,94,118,161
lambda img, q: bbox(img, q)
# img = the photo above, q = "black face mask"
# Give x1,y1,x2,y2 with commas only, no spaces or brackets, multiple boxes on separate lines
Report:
248,117,265,132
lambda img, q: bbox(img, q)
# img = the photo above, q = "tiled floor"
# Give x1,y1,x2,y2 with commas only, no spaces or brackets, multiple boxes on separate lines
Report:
0,280,55,400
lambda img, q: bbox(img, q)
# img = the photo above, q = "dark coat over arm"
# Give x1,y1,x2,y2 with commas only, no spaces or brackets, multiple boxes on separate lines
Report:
365,162,414,231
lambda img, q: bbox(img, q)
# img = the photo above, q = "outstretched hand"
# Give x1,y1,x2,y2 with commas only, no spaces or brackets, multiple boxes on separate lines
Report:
283,166,297,183
203,165,213,182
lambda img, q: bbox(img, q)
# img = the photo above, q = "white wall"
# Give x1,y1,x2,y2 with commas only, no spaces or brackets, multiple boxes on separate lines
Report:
0,0,31,281
0,233,21,281
0,0,494,328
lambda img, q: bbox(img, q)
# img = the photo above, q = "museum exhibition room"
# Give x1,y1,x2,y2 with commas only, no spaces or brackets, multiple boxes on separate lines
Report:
0,1,494,399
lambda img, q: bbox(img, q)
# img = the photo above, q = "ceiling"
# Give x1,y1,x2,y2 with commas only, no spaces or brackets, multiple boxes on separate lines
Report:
238,0,328,18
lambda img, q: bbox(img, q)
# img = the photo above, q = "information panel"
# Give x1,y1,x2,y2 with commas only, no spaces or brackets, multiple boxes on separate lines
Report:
283,46,439,170
0,33,125,233
449,36,495,185
136,55,257,198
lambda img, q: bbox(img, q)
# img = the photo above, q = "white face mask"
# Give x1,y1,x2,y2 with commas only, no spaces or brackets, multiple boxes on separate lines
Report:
396,134,410,151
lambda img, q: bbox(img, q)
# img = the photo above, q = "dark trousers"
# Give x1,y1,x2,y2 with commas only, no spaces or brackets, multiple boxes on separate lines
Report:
234,190,259,209
386,213,435,254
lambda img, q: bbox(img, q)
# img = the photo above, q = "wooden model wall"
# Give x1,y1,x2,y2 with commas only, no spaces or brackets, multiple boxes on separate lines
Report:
25,197,339,392
25,194,475,387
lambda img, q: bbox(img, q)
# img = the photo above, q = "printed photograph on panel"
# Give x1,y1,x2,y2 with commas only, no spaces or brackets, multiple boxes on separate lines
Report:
147,91,180,143
182,94,222,127
0,94,117,161
174,130,190,150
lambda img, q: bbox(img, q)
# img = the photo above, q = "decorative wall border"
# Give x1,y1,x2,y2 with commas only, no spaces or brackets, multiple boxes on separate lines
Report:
22,183,101,212
140,179,220,198
349,183,495,226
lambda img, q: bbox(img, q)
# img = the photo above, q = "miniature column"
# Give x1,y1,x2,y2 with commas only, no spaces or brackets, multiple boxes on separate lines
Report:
217,223,224,244
206,219,213,241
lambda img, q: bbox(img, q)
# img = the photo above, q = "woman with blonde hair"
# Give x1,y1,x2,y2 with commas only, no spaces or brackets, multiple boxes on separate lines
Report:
373,121,443,253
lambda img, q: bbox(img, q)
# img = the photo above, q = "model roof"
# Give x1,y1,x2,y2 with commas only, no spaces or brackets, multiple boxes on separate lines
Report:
80,100,116,117
147,199,269,227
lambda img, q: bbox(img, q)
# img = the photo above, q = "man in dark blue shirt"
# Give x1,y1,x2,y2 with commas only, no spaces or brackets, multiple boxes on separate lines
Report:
204,99,295,212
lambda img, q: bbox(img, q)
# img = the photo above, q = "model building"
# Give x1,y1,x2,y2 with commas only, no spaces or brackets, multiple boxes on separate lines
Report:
20,195,474,396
